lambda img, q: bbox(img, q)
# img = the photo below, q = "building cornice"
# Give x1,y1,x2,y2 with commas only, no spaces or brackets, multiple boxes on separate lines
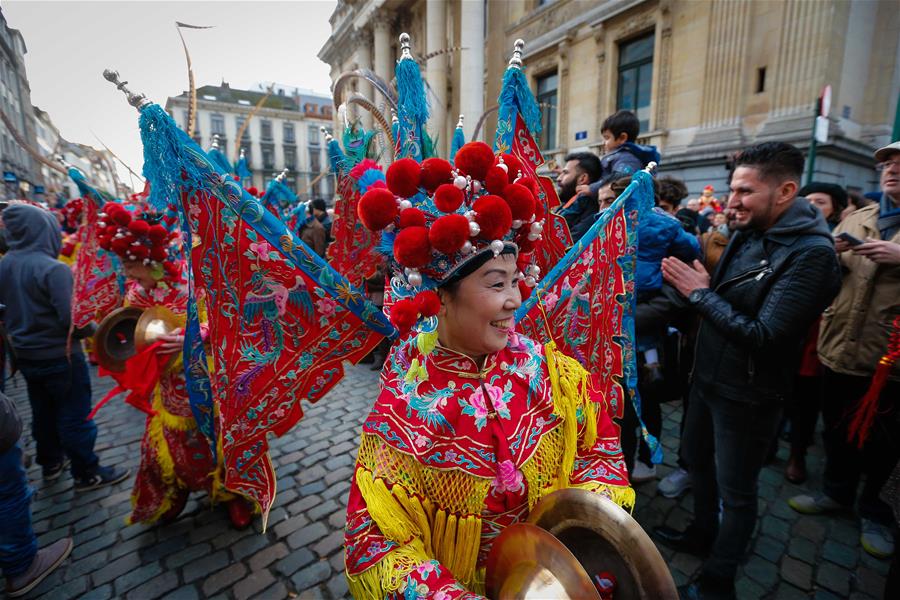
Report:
515,0,649,61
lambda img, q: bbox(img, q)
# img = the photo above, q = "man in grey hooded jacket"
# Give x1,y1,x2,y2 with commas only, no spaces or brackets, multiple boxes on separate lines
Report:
0,203,127,491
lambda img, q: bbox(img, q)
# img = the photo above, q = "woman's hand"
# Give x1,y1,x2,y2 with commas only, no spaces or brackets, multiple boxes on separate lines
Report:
156,327,185,355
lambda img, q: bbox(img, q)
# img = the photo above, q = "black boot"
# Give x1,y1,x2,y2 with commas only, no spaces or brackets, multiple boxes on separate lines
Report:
653,523,715,557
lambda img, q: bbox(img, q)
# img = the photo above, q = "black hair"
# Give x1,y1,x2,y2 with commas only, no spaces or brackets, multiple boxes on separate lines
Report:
656,176,689,205
601,110,640,142
847,190,873,211
439,245,517,295
310,198,327,212
610,176,632,197
563,152,602,184
798,182,848,218
733,142,804,184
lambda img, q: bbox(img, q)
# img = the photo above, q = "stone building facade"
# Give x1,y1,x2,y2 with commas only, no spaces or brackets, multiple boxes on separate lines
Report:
0,7,40,199
320,0,898,195
166,83,335,200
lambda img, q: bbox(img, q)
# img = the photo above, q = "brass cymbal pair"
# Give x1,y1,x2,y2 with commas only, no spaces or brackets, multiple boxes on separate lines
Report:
93,305,185,372
485,488,677,599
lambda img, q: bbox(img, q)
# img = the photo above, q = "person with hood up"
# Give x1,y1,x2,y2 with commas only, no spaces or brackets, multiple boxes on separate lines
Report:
580,110,661,202
0,203,128,491
654,142,841,600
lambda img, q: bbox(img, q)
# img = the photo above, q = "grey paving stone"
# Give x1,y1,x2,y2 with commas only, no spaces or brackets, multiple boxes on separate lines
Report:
233,569,276,600
274,513,311,538
91,551,142,586
787,536,817,564
780,556,813,591
307,499,339,521
291,560,333,591
744,555,779,590
202,562,247,596
249,541,289,571
231,532,272,561
65,550,110,580
816,560,851,596
822,538,858,569
251,580,289,600
274,548,315,577
113,560,164,595
287,522,329,550
754,535,786,563
166,584,201,600
125,571,180,600
313,530,344,558
166,542,213,569
79,583,114,600
328,573,350,599
182,549,230,583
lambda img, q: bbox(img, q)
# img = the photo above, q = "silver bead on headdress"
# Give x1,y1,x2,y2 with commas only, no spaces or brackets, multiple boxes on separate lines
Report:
508,39,525,69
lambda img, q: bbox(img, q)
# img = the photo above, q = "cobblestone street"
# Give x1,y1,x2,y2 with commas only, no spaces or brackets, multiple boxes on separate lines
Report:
6,365,889,599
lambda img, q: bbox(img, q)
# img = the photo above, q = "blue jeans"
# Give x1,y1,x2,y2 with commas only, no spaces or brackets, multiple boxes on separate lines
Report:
17,354,99,479
0,443,36,577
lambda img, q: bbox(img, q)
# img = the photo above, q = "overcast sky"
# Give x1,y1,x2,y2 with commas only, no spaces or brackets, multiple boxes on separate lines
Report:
4,0,337,189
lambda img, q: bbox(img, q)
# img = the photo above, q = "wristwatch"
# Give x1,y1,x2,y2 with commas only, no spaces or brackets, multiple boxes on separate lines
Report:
688,288,709,305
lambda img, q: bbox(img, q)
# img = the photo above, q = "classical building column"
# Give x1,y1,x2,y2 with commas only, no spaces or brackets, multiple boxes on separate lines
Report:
354,28,374,129
372,12,393,88
557,34,572,152
425,0,448,155
459,0,485,141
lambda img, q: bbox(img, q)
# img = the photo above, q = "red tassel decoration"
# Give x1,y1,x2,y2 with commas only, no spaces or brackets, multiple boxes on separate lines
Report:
847,316,900,448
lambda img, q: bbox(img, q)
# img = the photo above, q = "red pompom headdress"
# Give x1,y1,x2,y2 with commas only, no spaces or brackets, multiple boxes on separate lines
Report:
357,141,545,299
96,203,181,278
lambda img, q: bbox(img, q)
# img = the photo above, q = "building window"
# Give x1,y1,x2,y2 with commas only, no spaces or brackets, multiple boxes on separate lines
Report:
210,113,226,135
283,123,295,144
286,174,297,192
617,32,654,132
536,72,558,150
261,144,275,170
236,116,250,142
239,144,251,165
308,126,320,146
261,119,273,141
284,146,296,170
309,151,321,173
755,67,766,94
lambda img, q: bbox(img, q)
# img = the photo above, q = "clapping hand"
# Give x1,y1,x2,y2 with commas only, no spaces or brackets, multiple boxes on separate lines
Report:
661,257,711,298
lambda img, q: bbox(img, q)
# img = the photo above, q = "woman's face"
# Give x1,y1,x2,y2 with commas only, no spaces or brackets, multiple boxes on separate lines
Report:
437,254,522,363
806,192,834,221
123,260,157,290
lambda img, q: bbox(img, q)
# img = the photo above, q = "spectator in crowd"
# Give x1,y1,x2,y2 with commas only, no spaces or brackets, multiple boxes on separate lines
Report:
784,182,850,484
657,176,689,215
555,151,602,242
789,141,900,560
582,110,660,199
0,204,128,491
310,198,333,247
842,189,875,222
799,182,847,230
610,175,700,481
1,390,73,597
298,202,327,257
656,142,841,599
699,211,734,274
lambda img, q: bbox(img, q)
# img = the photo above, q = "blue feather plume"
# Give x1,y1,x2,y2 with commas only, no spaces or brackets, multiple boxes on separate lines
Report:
327,138,346,173
235,155,252,180
499,67,542,135
357,168,385,194
450,124,465,162
207,147,233,175
395,56,429,160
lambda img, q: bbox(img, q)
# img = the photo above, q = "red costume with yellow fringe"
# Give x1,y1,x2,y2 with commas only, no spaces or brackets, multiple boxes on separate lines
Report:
121,274,221,524
345,335,631,598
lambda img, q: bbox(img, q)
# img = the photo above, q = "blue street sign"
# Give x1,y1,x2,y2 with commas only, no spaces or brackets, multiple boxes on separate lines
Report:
574,131,587,141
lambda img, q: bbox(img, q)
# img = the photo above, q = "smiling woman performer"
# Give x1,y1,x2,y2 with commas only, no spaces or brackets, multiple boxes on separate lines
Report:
342,142,632,599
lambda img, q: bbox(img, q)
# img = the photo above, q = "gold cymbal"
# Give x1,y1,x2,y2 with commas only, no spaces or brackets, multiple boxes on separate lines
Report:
135,305,185,351
527,488,677,600
93,306,143,372
485,522,601,600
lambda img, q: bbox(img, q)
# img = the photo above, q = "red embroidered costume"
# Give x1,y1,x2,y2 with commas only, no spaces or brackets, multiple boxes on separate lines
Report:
344,333,632,597
123,273,220,524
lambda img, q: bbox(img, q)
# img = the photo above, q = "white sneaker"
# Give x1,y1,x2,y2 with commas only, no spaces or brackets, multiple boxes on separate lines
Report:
860,518,895,559
631,461,657,483
658,467,691,498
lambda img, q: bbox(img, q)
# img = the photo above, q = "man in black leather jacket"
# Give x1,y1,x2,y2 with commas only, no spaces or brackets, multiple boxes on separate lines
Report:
653,142,841,600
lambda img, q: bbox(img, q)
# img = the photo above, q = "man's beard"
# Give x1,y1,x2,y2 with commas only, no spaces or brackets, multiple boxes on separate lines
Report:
557,181,577,204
